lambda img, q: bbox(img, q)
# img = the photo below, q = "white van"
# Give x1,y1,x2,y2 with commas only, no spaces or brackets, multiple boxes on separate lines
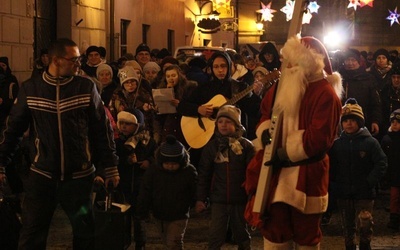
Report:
174,46,236,62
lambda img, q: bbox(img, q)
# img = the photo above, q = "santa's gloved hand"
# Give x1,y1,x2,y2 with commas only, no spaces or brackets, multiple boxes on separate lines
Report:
264,148,290,167
261,129,272,148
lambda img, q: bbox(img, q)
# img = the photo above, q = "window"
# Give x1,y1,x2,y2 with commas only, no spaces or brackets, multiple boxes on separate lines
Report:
168,29,175,54
142,24,150,44
120,19,130,57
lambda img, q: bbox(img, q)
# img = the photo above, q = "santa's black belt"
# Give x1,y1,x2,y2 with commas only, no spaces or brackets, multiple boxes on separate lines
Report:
279,153,326,168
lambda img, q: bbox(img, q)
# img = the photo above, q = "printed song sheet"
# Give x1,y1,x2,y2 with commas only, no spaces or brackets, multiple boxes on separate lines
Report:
152,88,176,114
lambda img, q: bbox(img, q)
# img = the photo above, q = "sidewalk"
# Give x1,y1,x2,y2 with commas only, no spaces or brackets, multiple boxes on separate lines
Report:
47,192,400,249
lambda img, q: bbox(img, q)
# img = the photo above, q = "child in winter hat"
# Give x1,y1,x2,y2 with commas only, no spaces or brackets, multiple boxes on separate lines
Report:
158,135,187,169
341,98,365,129
216,105,245,136
119,66,139,85
136,134,196,249
195,104,254,249
381,108,400,230
390,109,400,124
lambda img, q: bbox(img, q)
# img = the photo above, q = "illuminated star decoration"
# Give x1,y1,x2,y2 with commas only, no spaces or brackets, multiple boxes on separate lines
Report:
360,0,374,8
347,0,361,11
386,7,400,26
256,2,277,22
280,0,295,21
308,1,320,14
302,11,313,24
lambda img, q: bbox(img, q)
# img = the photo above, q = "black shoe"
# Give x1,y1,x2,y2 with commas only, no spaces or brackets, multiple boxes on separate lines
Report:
321,212,332,226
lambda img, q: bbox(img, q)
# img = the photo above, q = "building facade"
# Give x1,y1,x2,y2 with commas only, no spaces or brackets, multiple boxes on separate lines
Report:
1,0,400,84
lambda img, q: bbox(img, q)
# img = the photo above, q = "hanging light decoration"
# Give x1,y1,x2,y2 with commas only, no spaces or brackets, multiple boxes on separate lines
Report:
347,0,361,11
213,0,231,11
280,0,295,21
302,11,313,24
256,2,277,22
360,0,374,8
387,7,400,26
308,1,320,14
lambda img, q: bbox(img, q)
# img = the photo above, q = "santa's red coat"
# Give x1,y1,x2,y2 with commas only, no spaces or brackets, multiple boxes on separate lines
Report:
245,78,341,215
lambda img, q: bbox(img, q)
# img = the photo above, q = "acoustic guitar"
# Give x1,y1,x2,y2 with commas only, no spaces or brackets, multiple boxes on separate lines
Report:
181,70,280,149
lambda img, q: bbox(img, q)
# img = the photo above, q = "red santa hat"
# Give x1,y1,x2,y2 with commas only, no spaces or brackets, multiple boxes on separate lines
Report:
281,35,342,98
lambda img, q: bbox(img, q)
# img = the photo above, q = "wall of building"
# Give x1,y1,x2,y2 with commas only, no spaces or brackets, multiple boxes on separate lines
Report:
0,0,35,83
114,0,186,58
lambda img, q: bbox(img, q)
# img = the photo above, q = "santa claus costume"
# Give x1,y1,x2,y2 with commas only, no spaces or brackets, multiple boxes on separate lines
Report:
245,36,343,249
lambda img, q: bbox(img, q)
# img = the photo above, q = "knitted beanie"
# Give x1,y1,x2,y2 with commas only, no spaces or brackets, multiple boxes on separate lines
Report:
96,64,113,79
159,135,185,163
341,98,365,128
373,48,390,61
124,60,142,73
143,61,161,73
344,49,361,63
86,45,100,55
119,66,139,85
216,105,242,128
135,43,150,55
117,108,144,135
390,109,400,123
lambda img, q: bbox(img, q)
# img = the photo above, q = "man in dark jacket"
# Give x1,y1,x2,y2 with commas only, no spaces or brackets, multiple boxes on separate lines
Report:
0,38,120,249
339,49,382,137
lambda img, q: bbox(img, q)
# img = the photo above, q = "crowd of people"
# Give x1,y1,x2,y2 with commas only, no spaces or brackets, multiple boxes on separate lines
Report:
0,37,399,249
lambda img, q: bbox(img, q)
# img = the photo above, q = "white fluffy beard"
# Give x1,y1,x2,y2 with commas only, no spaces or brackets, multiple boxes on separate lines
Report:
273,63,308,142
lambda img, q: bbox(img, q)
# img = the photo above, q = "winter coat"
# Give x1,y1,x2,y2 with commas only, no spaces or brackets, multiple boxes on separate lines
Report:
115,131,157,200
0,75,19,130
329,128,387,200
367,63,392,91
379,84,400,134
137,149,198,221
381,130,400,187
339,67,382,129
197,135,255,205
0,72,119,180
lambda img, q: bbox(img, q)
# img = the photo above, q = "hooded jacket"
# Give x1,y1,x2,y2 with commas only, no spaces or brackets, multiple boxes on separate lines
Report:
177,51,250,119
258,42,281,71
329,128,387,199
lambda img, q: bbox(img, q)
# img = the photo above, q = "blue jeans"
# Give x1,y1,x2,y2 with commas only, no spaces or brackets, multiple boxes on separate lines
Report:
18,172,95,250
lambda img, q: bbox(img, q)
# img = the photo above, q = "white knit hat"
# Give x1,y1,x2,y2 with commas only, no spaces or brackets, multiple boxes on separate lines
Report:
118,66,139,85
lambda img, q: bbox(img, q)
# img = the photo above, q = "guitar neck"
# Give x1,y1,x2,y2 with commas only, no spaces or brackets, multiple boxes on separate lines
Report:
225,77,275,106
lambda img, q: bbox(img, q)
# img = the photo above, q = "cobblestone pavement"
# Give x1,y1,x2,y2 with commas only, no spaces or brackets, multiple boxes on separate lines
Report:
47,192,400,250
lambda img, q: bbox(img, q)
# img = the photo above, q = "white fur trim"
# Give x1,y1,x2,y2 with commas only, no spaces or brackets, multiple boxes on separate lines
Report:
326,72,343,99
272,167,328,213
286,130,308,162
281,36,325,79
252,120,271,151
263,238,293,249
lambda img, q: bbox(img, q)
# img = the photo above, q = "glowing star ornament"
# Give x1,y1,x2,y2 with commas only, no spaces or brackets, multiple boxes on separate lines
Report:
280,0,295,21
387,7,400,26
360,0,373,8
347,0,361,11
302,11,313,24
256,2,277,22
308,1,320,14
